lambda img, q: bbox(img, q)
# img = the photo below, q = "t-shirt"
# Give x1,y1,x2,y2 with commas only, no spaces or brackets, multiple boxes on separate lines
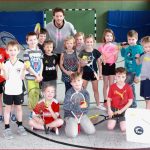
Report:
23,48,43,80
42,54,58,81
0,48,9,83
79,49,101,73
140,53,150,80
108,83,133,109
33,98,60,124
4,59,24,95
98,42,118,64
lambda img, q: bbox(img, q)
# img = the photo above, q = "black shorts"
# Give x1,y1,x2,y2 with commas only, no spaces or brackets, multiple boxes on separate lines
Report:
3,93,24,105
110,107,125,122
102,63,116,76
0,81,5,94
82,72,97,81
140,79,150,100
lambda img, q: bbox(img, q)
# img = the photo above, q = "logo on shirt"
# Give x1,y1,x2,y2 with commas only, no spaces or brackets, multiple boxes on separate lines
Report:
114,90,126,100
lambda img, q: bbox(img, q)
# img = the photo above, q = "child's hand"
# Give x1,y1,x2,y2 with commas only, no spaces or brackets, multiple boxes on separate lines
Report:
35,75,41,83
121,42,129,48
0,62,4,70
24,61,30,69
99,74,103,80
135,54,140,58
134,76,140,83
108,109,114,118
114,110,122,115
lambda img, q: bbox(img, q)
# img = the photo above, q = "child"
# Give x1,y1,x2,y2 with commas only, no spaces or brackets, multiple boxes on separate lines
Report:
98,29,119,106
136,36,150,109
23,32,43,111
60,36,79,92
38,28,47,53
29,83,63,135
0,47,9,122
63,72,95,138
121,30,143,108
0,41,27,139
107,67,133,132
74,32,85,58
79,34,106,110
42,40,58,89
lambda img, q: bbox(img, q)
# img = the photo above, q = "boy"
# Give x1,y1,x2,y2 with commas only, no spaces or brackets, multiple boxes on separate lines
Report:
107,67,133,132
121,30,143,108
63,72,95,138
0,41,27,139
23,32,43,112
42,40,58,89
38,28,47,53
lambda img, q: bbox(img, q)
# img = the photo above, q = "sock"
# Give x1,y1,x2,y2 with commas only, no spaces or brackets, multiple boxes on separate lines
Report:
16,121,22,127
5,124,10,129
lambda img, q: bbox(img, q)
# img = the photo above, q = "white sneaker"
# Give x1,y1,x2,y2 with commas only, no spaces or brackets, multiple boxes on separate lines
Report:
96,104,107,111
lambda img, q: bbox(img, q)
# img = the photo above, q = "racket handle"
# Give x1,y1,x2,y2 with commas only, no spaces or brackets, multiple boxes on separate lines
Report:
78,123,80,134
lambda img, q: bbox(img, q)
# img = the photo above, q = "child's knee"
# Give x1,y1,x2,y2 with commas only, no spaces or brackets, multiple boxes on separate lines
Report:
107,123,115,130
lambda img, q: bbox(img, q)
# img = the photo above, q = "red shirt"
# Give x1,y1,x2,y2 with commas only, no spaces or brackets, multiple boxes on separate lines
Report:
0,48,9,82
108,83,133,109
33,98,60,124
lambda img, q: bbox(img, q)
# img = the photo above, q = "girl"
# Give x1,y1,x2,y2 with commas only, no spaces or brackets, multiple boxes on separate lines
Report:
74,32,85,58
136,36,150,109
60,36,79,92
98,29,119,106
29,83,63,135
79,34,106,110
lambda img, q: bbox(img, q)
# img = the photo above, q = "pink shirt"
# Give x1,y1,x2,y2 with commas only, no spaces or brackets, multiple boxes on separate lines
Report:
98,42,118,64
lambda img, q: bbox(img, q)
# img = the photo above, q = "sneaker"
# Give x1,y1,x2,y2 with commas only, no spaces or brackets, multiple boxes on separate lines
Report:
11,114,17,122
0,115,4,123
96,104,107,111
3,128,14,140
17,126,27,136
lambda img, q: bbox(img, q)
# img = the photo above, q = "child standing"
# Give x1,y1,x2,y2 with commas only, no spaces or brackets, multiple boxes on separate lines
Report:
38,28,47,53
23,32,43,111
74,32,85,58
79,34,106,110
63,72,95,138
42,40,58,88
60,36,79,92
0,47,9,122
29,83,63,135
98,29,119,106
121,30,143,108
107,67,133,132
136,36,150,109
0,41,27,139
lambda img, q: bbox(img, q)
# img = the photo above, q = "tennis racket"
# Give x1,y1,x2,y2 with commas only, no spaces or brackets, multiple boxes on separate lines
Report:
0,31,26,50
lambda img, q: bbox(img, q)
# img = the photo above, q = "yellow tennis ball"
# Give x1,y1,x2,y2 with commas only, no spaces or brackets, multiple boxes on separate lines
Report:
25,61,30,69
82,56,88,60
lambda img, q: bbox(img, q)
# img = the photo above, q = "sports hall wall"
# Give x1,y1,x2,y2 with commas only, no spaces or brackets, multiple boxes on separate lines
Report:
0,0,149,42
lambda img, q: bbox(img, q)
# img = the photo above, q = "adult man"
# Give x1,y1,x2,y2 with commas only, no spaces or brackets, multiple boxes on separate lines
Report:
46,7,77,64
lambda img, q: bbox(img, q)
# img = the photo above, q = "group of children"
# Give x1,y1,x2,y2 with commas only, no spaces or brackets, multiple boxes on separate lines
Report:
0,26,150,140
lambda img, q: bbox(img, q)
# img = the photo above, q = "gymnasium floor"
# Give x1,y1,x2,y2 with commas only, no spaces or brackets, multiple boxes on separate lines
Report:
0,46,150,149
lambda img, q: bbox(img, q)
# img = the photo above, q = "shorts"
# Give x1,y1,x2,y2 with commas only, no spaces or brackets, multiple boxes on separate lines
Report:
110,107,125,122
0,81,5,94
140,79,150,100
3,93,24,105
82,72,97,81
102,63,116,76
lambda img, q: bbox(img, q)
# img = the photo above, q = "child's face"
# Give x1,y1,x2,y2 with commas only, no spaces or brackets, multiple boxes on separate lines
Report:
44,44,53,55
65,40,74,51
115,73,126,84
85,37,94,49
71,77,83,91
26,35,38,49
127,36,137,46
7,45,20,59
143,42,150,54
44,86,55,100
105,32,113,43
53,11,64,26
76,36,84,46
38,34,47,44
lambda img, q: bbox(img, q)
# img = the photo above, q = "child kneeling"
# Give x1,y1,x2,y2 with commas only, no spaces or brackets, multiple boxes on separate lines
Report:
29,84,63,135
63,72,95,138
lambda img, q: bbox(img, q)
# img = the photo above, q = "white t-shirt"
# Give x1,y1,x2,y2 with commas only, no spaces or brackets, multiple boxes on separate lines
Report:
4,59,24,95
